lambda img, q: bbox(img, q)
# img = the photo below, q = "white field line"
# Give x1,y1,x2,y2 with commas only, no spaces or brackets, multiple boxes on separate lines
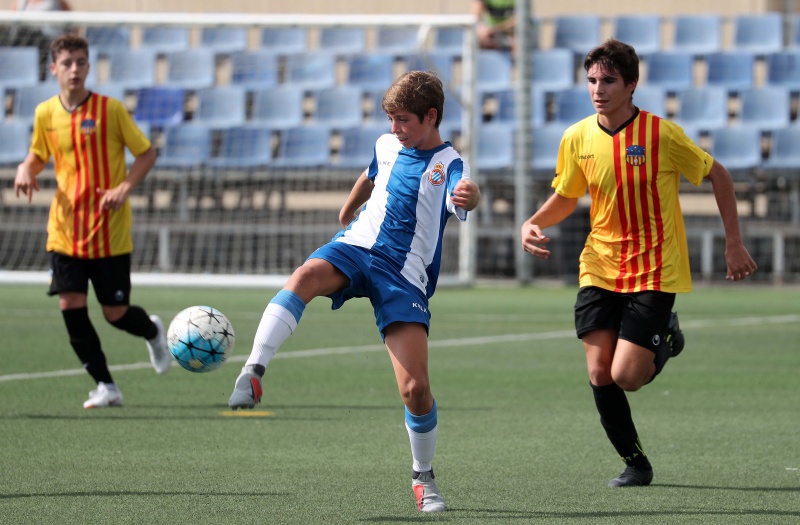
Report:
1,315,797,383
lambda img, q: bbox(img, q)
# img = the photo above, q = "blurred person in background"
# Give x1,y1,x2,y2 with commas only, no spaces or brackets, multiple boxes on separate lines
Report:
1,0,74,79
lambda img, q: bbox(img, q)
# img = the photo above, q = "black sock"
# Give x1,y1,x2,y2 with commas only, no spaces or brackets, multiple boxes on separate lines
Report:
62,307,113,384
649,339,671,383
109,305,157,339
591,382,651,469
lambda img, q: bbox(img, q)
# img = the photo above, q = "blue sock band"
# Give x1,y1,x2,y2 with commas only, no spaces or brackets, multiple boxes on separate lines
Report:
270,290,306,324
405,400,438,434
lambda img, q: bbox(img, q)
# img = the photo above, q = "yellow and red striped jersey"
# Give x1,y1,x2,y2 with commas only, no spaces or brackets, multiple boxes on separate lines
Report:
30,93,151,259
552,110,712,293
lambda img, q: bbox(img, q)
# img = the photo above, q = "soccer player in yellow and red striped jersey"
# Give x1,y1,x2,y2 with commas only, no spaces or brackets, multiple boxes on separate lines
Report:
14,35,172,409
521,39,757,488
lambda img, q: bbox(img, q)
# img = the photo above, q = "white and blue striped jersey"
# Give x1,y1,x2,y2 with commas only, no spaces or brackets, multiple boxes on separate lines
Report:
334,134,470,298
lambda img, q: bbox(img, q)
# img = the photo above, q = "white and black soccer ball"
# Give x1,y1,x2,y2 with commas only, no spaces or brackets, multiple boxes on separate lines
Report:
167,306,235,373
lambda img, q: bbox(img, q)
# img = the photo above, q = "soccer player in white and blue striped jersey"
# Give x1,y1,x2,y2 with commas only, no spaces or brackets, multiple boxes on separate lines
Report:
228,71,480,512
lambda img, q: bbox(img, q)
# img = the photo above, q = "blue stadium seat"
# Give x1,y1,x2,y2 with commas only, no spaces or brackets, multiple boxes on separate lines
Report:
673,86,729,135
312,86,364,129
765,50,800,93
764,126,800,169
475,122,514,171
12,84,59,126
375,27,419,55
672,15,722,56
250,87,305,129
404,52,454,84
645,51,694,92
194,86,247,128
613,15,662,56
554,15,601,57
318,27,366,55
335,123,388,169
709,127,762,177
201,27,249,54
157,124,213,168
530,48,575,93
434,27,464,56
105,49,157,90
273,125,331,168
705,51,755,94
285,52,336,91
477,50,512,93
85,26,131,52
140,26,190,53
230,50,279,89
738,86,791,133
633,85,666,117
531,124,568,177
441,91,465,128
134,87,185,127
208,126,273,169
0,47,39,90
491,87,546,127
552,87,596,127
260,28,307,55
165,49,216,89
0,121,30,165
346,53,395,93
733,13,783,55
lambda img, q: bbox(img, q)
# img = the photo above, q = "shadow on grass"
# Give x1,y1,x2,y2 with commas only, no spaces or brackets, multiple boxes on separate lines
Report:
655,483,800,492
0,490,288,500
362,508,800,521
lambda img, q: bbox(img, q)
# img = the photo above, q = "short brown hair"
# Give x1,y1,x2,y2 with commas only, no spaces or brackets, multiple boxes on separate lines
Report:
382,70,445,128
584,38,639,86
50,34,89,63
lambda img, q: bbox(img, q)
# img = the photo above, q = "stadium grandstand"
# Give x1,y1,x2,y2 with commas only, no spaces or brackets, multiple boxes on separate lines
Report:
0,0,798,286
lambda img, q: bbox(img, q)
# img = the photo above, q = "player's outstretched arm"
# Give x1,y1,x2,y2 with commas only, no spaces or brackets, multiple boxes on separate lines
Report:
14,152,46,203
706,160,758,281
520,193,578,259
339,170,375,228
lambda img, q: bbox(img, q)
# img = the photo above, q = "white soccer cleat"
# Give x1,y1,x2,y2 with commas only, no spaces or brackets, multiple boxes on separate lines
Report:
83,382,123,409
146,314,172,374
228,367,263,409
412,470,447,512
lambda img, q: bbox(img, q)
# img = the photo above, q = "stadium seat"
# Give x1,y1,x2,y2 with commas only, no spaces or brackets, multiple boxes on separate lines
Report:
165,49,216,89
531,124,567,178
530,48,576,93
140,26,191,53
552,87,596,127
105,49,157,90
404,52,454,84
764,126,800,169
208,126,273,169
553,15,602,57
475,122,514,171
273,125,331,168
441,91,465,128
434,27,464,56
633,85,666,117
284,52,336,91
644,51,694,92
201,27,249,54
0,47,39,90
765,50,800,93
738,86,791,133
318,27,366,55
312,86,364,129
230,50,279,89
375,27,420,55
134,87,185,127
491,87,546,127
335,123,388,169
260,27,308,55
250,86,305,129
613,15,662,56
0,121,31,165
345,53,396,93
194,86,247,128
156,124,213,168
673,86,729,135
733,13,783,55
708,127,762,177
671,15,722,56
12,84,59,126
477,50,512,93
85,26,131,52
705,51,755,94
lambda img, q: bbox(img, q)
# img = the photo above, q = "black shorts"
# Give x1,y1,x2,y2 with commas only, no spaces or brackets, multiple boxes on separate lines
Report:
48,252,132,306
574,286,676,353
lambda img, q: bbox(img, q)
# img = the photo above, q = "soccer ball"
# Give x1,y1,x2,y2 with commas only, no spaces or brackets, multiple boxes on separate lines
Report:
167,306,235,373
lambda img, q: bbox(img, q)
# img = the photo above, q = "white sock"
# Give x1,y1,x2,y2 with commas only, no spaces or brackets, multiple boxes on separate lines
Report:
406,424,438,473
245,303,298,369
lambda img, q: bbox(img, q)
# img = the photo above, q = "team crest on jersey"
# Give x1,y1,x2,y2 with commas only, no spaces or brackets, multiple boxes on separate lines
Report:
626,145,645,166
80,119,96,136
428,162,445,186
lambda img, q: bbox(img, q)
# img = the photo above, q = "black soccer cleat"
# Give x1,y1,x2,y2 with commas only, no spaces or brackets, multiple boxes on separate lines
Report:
666,311,685,358
608,464,654,488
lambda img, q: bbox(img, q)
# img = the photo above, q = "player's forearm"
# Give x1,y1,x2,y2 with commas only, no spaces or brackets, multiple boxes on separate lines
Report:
526,193,578,229
20,152,46,177
707,161,744,246
123,147,157,190
339,171,374,225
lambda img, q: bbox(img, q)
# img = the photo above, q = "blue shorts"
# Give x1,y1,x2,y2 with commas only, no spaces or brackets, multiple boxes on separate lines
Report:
307,242,431,338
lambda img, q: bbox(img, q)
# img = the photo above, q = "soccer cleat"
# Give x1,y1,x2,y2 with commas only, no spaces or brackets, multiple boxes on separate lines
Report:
412,469,447,512
83,382,123,409
608,464,654,488
228,366,263,409
146,315,172,374
666,311,685,358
